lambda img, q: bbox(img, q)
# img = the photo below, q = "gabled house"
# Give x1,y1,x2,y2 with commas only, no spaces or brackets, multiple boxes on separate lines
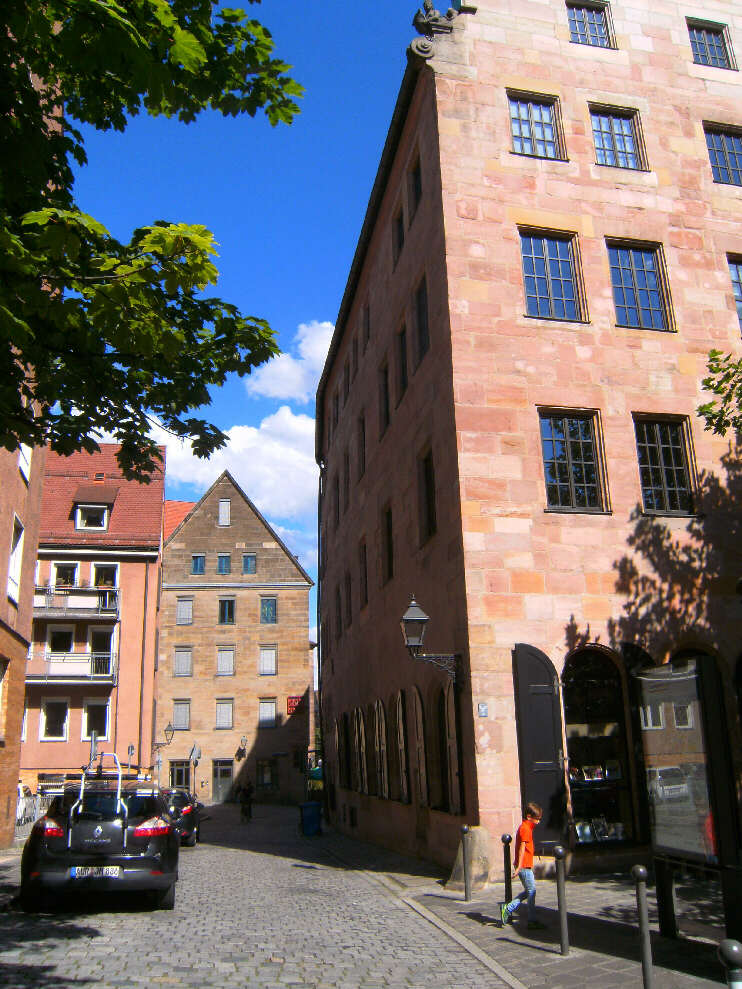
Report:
156,472,313,805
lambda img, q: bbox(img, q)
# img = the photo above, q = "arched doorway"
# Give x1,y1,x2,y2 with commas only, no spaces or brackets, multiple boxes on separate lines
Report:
562,649,636,844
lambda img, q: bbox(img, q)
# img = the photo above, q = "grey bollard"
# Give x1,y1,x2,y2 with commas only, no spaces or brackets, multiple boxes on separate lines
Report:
719,940,742,988
501,833,513,905
461,826,472,902
553,845,569,956
632,864,654,989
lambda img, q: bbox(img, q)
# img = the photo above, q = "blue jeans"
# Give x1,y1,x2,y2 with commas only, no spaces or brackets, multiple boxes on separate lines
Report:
505,868,537,921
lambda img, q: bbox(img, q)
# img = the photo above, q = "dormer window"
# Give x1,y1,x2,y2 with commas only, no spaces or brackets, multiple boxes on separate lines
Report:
76,504,109,530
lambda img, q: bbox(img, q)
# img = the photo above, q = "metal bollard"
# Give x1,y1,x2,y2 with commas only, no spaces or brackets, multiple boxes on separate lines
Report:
632,864,654,989
553,845,569,956
501,833,513,905
719,940,742,988
461,825,472,902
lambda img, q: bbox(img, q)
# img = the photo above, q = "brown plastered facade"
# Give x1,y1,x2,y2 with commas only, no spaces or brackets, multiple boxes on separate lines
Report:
0,446,45,847
317,1,742,872
156,473,313,805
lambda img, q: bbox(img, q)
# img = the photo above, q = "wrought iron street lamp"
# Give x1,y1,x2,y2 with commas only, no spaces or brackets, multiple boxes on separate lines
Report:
400,597,460,682
164,721,175,745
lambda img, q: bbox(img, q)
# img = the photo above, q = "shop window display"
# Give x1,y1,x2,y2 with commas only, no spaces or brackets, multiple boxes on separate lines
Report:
563,650,634,844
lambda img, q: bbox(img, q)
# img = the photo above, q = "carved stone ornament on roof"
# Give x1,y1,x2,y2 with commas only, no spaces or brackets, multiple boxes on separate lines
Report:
410,1,476,60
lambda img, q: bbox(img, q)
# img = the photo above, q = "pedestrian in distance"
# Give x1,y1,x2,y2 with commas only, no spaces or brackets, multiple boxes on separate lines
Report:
501,802,547,930
239,777,254,822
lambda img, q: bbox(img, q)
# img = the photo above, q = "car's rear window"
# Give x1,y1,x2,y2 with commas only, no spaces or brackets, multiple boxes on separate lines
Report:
167,793,191,808
50,791,161,820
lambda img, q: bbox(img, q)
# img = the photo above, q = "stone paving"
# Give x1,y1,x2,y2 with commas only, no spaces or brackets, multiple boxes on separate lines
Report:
0,804,507,989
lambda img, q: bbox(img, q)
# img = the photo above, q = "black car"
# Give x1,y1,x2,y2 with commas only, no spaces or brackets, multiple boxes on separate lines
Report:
20,780,180,911
161,788,202,846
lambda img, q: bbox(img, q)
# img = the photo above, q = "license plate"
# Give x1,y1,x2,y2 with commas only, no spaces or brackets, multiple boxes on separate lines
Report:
70,866,120,879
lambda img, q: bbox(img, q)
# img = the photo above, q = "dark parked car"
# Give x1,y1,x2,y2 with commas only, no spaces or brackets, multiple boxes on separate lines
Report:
161,788,202,846
20,779,180,911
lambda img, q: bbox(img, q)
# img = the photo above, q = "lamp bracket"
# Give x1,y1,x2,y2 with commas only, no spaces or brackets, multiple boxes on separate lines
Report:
413,652,460,682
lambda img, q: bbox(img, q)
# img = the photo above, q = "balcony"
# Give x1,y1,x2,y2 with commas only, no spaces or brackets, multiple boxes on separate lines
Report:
33,585,119,620
25,650,118,684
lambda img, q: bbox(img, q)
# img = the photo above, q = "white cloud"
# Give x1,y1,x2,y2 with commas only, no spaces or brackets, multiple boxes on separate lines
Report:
154,405,318,528
245,320,334,404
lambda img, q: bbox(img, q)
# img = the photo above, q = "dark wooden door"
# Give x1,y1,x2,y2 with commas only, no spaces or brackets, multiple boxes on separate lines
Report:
512,643,566,852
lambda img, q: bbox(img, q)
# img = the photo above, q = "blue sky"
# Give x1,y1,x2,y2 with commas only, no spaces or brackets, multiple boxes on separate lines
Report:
73,3,419,600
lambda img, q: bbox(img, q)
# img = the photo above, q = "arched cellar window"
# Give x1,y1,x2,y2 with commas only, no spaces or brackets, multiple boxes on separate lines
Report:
396,691,410,804
374,699,389,798
412,687,428,807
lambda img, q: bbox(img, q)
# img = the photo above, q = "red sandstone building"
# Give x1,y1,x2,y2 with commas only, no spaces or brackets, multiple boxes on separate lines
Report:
0,443,45,846
155,473,313,804
316,1,742,873
20,447,163,793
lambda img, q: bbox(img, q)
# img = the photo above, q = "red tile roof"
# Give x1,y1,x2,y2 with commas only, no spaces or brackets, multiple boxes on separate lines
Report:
163,500,195,541
40,446,165,548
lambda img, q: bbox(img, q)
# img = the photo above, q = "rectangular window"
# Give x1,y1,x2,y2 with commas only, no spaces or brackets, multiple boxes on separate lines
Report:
82,700,108,741
332,390,339,428
344,571,352,627
634,418,694,515
362,302,371,351
359,540,368,608
382,505,394,584
7,516,24,603
217,553,231,575
174,647,193,677
688,21,734,69
172,699,191,731
215,699,233,730
176,598,193,625
53,562,77,587
343,360,350,405
333,475,340,530
590,107,643,169
729,256,742,330
521,232,582,321
343,450,350,513
41,699,69,740
260,597,277,624
608,242,670,330
393,207,405,264
93,563,117,588
18,444,32,483
218,598,235,625
705,126,742,186
357,413,366,479
256,759,274,787
379,362,390,436
48,626,73,654
415,277,430,364
567,3,611,47
673,702,694,729
639,702,664,730
509,94,563,159
540,412,604,511
396,326,408,400
352,335,359,378
419,449,437,542
217,646,235,676
242,553,257,574
259,645,277,676
335,586,342,640
169,761,191,789
218,499,231,526
75,504,108,530
191,554,205,575
259,699,277,728
409,156,423,217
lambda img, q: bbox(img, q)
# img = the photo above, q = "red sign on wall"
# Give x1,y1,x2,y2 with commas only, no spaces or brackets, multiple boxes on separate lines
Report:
287,696,303,715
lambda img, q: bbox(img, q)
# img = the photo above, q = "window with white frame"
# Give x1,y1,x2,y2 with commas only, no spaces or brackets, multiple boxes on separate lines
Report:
53,562,78,587
176,598,193,625
82,699,109,740
40,698,69,740
217,646,235,676
174,647,193,677
259,645,277,676
218,499,231,526
75,504,109,530
639,702,664,730
21,702,27,741
7,516,24,603
172,699,190,730
93,563,118,587
47,626,74,655
215,698,233,730
18,444,32,483
673,702,694,729
259,698,277,727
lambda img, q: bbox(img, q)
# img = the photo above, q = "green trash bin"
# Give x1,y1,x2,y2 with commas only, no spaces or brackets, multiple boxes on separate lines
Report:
300,801,322,836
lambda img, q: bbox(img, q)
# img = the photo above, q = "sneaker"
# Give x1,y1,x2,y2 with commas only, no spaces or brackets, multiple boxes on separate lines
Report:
527,920,547,930
500,903,511,925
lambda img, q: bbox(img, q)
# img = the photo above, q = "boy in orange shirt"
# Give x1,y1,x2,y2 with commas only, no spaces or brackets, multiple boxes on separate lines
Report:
500,802,547,930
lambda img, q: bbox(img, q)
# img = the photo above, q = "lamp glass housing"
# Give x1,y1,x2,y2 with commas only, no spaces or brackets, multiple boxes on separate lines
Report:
400,598,429,657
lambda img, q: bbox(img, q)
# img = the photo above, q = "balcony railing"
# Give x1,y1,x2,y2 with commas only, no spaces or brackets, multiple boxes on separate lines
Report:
33,585,119,619
25,651,118,683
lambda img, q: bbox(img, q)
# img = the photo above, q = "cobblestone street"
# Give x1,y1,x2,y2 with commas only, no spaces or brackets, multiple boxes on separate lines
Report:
0,805,507,989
